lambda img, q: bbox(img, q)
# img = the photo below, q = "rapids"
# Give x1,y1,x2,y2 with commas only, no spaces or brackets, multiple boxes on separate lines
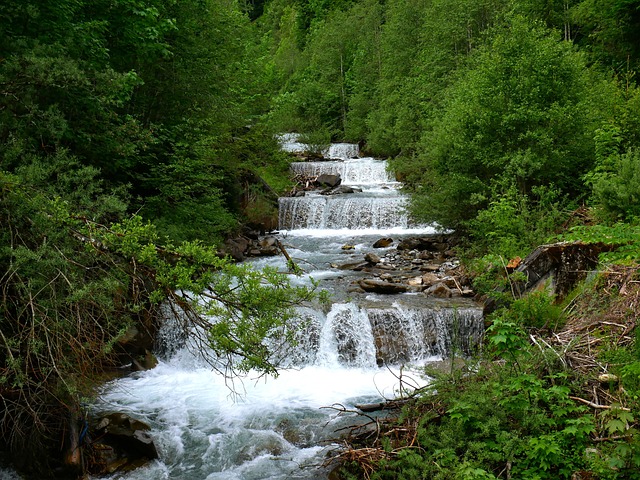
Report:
90,135,483,480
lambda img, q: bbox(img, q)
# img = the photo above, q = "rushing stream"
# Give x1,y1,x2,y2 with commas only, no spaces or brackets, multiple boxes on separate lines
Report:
90,136,483,480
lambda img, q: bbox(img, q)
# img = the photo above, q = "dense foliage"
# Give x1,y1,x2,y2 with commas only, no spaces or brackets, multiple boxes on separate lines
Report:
0,0,308,476
3,0,640,477
262,0,640,255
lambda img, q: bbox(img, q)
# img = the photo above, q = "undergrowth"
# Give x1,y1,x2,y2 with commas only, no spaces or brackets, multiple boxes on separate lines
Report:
336,265,640,480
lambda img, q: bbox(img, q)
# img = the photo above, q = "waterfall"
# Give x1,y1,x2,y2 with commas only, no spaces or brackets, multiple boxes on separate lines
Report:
290,159,396,184
277,134,359,160
279,195,409,230
91,135,484,480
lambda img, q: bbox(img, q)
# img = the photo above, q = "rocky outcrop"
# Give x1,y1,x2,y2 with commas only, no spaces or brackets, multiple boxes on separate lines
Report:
90,413,158,475
512,241,616,300
481,241,617,314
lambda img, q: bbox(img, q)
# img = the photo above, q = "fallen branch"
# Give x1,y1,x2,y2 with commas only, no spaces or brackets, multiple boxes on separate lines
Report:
592,434,633,443
569,396,631,411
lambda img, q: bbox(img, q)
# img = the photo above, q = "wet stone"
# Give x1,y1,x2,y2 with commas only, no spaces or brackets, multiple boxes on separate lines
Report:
425,283,453,298
373,238,394,248
421,265,441,272
364,253,381,264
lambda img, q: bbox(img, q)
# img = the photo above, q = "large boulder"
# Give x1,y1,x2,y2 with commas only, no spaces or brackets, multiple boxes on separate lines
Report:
484,241,616,314
513,241,615,300
316,174,342,188
91,413,158,475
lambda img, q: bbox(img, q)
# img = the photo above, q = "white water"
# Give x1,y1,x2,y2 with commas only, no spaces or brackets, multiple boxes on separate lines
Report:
278,135,359,160
92,135,482,480
290,158,397,185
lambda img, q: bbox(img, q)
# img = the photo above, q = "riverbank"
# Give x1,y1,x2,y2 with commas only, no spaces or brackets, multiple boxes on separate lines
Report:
333,263,640,479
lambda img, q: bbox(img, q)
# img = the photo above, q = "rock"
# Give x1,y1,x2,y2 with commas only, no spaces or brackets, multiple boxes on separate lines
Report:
116,325,154,360
406,277,423,286
397,235,451,252
396,238,421,251
510,241,616,301
421,265,441,272
326,185,356,195
131,350,158,372
441,276,458,288
259,236,277,248
347,285,365,294
91,413,159,475
425,283,452,298
260,246,279,256
598,373,619,384
359,279,408,294
377,263,396,270
223,238,247,261
364,252,381,264
341,244,355,250
421,273,440,286
417,251,433,260
337,261,368,270
116,326,140,346
316,174,342,187
373,238,394,248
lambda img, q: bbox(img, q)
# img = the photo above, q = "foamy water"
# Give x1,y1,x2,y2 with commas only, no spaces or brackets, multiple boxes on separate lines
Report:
91,136,478,480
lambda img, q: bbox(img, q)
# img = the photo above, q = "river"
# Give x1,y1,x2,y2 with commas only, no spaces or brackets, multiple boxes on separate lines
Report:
88,136,483,480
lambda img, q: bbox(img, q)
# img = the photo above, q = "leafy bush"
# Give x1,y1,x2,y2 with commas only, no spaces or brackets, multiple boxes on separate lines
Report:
587,148,640,221
468,186,567,258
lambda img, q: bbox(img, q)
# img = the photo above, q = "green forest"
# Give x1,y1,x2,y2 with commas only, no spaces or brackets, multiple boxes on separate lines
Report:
2,0,640,478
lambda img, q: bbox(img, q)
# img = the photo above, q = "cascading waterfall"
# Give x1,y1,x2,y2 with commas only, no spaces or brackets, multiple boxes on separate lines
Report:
89,134,484,480
280,153,409,231
290,159,396,184
279,195,410,230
